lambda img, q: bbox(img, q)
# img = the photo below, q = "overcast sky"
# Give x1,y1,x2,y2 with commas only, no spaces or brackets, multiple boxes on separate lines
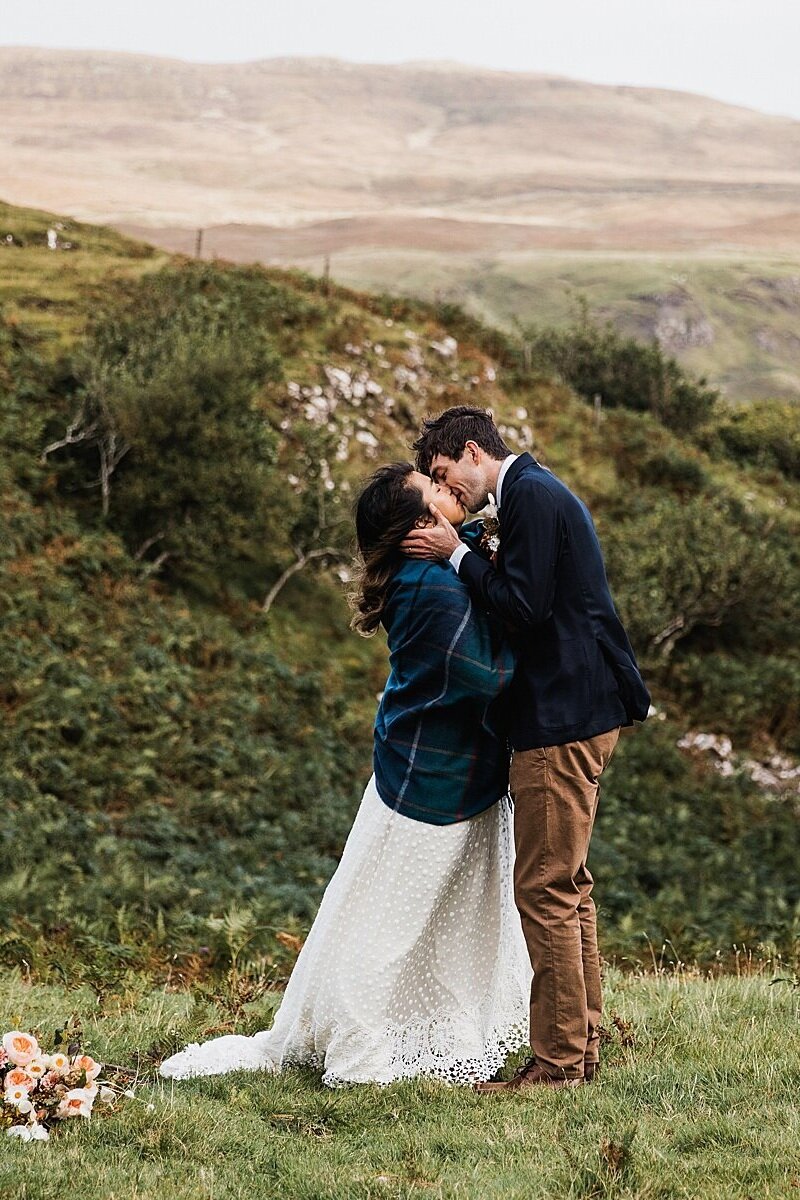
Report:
4,0,800,119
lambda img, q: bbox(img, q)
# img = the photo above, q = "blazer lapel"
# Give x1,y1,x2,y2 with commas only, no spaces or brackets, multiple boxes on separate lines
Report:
498,453,535,527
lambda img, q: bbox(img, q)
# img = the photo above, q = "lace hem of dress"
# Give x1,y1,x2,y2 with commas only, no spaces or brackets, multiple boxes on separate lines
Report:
159,1000,530,1088
316,1008,530,1089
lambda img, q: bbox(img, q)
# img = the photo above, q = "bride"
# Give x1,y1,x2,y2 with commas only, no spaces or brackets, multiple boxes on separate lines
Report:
159,463,531,1087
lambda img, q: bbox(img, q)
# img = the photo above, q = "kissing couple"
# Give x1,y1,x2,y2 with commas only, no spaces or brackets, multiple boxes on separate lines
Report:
160,406,650,1091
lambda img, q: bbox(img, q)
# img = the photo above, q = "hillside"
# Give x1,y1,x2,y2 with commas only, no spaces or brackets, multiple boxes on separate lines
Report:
3,48,800,234
2,48,800,400
1,198,799,988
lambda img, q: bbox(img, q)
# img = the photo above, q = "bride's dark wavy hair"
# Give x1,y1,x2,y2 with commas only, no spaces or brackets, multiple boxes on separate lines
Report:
350,462,429,637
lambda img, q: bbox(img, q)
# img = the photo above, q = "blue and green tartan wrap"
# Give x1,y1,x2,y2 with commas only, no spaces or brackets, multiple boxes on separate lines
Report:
373,523,516,824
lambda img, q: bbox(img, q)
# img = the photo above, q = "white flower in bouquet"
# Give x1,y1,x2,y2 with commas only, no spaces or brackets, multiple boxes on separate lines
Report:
6,1123,49,1142
46,1051,70,1073
2,1031,40,1067
56,1087,95,1119
5,1084,34,1111
25,1057,50,1080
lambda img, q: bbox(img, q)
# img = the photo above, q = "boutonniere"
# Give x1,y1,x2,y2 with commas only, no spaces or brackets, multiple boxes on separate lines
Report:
479,494,500,560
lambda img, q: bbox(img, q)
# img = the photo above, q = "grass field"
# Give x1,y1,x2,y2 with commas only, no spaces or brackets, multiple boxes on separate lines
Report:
3,964,799,1199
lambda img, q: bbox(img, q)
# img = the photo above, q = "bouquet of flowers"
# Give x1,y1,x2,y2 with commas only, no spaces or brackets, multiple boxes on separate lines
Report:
2,1028,130,1143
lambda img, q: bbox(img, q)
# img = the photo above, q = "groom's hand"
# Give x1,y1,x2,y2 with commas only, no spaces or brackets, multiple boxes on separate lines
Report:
401,504,461,560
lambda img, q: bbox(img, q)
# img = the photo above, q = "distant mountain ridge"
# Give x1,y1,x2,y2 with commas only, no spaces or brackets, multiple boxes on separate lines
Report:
2,46,800,236
3,47,800,401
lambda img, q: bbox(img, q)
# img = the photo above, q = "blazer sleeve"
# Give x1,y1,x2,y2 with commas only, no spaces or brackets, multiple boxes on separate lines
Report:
401,566,516,702
457,478,561,630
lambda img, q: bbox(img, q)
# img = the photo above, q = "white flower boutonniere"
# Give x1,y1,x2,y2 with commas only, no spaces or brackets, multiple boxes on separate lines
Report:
479,495,500,561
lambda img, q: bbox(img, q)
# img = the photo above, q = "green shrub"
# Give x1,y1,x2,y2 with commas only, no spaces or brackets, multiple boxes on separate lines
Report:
701,399,800,480
520,304,719,433
594,720,800,961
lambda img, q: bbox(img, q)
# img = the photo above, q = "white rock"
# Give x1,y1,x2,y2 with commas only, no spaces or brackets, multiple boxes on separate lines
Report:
394,365,418,389
430,335,458,358
324,366,352,392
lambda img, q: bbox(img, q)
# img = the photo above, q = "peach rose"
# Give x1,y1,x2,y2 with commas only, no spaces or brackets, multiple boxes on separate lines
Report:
2,1031,40,1067
56,1086,95,1119
4,1067,34,1091
72,1054,102,1083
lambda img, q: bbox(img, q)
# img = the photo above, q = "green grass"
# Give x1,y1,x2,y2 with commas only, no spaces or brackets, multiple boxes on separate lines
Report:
0,198,167,352
3,966,799,1198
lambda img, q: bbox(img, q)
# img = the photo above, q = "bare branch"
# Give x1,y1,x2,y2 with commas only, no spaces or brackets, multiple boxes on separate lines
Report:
262,546,347,615
40,408,98,462
140,550,170,578
99,437,131,516
134,531,167,561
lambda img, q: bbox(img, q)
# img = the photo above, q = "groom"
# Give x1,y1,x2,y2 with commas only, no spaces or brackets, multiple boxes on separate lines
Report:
403,406,650,1090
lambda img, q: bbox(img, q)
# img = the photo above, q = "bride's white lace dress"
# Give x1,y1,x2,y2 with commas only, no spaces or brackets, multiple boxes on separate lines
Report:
159,775,532,1087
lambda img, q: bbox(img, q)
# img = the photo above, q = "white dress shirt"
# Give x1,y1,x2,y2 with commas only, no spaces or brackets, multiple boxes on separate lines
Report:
449,454,519,573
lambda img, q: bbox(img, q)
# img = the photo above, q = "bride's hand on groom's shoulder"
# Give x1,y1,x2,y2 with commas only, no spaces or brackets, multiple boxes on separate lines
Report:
401,504,462,560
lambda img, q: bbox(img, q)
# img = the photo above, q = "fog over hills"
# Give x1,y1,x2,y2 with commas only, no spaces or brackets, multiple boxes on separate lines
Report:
3,47,800,399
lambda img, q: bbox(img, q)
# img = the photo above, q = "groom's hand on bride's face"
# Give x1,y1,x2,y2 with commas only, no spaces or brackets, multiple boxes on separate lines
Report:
401,504,461,559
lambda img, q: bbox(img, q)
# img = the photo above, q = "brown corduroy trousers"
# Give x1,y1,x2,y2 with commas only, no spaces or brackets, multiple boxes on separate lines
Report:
509,727,620,1080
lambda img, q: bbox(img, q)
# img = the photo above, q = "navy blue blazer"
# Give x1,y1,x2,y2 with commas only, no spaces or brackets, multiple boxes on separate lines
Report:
457,453,651,750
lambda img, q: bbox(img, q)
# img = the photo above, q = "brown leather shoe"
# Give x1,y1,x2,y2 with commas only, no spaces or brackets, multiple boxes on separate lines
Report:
474,1057,584,1093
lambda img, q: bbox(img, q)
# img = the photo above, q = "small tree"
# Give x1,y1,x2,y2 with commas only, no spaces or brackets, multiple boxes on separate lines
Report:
603,495,785,664
42,266,283,587
262,424,351,615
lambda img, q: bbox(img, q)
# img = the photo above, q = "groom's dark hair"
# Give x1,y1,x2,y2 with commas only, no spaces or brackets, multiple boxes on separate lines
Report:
413,406,511,474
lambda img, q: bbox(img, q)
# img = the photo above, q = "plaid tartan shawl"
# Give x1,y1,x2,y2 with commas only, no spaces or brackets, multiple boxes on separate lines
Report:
373,535,516,825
